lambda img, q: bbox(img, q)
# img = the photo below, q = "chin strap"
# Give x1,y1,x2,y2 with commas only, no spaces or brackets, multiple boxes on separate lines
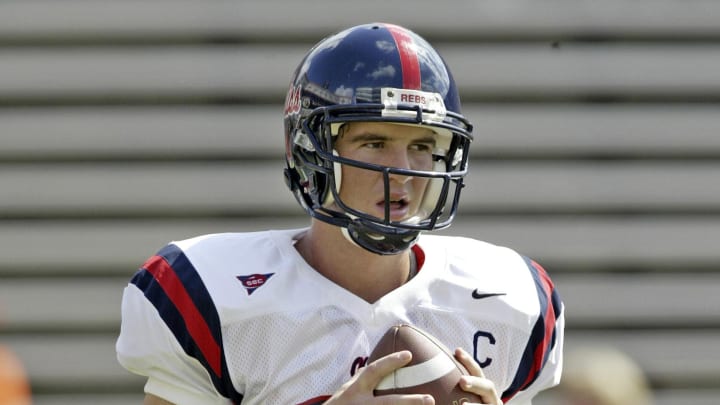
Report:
343,218,420,255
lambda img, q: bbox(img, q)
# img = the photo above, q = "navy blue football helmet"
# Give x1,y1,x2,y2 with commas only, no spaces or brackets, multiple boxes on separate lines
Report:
283,23,473,255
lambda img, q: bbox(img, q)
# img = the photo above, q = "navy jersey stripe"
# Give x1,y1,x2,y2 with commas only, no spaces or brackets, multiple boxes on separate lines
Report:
131,244,243,403
501,257,562,402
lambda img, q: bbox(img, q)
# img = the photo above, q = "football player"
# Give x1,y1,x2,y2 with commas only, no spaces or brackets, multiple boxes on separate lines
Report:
117,22,564,404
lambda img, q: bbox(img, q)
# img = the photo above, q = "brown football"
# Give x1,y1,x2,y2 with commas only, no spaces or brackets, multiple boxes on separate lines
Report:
368,324,483,405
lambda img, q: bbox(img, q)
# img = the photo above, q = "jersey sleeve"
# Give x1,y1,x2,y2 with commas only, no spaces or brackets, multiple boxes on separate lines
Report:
115,244,242,404
116,284,230,405
502,257,565,404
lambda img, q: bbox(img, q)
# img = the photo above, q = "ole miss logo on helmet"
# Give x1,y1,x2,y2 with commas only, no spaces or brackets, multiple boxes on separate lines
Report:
237,273,274,295
284,84,302,117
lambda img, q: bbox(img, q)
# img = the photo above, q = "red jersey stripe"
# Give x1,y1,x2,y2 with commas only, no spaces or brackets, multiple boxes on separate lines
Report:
501,258,560,402
296,395,331,405
519,260,557,393
143,254,223,378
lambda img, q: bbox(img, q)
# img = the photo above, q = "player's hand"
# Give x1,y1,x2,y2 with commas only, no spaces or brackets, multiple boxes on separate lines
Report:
324,350,435,405
454,348,502,405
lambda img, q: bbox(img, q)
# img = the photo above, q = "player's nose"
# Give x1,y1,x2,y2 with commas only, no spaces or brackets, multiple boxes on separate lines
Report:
386,149,414,183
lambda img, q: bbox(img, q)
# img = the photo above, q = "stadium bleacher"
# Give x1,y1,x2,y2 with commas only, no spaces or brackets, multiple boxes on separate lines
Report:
1,1,719,404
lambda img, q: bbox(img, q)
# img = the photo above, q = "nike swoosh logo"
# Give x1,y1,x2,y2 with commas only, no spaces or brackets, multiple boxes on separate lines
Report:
472,290,507,300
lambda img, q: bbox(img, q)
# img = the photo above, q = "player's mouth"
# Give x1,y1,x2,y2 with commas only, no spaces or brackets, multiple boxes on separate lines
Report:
377,196,410,219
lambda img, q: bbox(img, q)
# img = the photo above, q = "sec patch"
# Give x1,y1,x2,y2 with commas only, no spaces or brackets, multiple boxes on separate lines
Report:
237,273,274,295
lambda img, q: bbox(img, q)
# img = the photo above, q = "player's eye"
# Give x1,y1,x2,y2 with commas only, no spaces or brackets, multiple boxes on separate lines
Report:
410,143,433,152
363,141,384,149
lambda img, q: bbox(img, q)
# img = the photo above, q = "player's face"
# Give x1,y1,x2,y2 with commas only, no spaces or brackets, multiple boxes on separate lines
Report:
334,122,436,222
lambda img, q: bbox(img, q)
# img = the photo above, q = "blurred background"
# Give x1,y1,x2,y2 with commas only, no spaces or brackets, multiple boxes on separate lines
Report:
1,1,719,404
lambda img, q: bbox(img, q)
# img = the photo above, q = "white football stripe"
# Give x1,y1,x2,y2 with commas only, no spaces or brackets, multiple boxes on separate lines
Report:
376,353,456,390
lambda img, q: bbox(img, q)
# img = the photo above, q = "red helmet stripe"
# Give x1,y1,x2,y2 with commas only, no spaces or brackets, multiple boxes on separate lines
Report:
385,24,421,90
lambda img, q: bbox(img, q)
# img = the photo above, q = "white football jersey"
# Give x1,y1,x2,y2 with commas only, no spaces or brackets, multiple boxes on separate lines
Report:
116,228,564,405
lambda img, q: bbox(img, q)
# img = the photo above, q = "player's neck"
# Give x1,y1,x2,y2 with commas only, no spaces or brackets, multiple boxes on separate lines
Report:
296,221,412,303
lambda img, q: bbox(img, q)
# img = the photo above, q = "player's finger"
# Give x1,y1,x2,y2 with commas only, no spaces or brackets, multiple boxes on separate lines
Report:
454,348,502,405
454,348,484,378
358,351,434,404
376,394,435,405
360,350,413,388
